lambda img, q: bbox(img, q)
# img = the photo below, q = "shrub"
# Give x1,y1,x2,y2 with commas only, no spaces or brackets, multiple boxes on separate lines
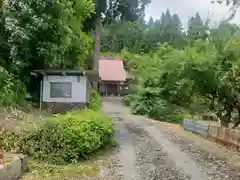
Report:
0,66,30,109
89,89,102,110
1,110,115,164
152,101,184,124
123,95,132,106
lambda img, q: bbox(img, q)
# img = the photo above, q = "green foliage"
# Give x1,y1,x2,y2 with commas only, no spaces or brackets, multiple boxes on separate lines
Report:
151,101,184,124
13,0,93,69
84,0,151,31
1,110,115,164
187,13,208,41
120,24,240,128
123,95,132,106
101,22,147,53
89,89,102,110
100,11,240,128
0,0,239,130
0,66,30,108
0,0,94,103
100,9,188,54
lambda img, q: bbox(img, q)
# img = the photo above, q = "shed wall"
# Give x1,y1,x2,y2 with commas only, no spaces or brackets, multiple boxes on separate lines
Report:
42,75,87,103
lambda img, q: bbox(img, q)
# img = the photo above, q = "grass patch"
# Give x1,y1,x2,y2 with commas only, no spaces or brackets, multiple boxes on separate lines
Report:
21,160,100,180
21,155,115,180
21,143,118,180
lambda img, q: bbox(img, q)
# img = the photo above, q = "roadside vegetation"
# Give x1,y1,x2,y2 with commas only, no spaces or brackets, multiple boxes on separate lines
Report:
0,89,117,179
89,89,102,111
1,109,115,163
0,0,240,178
99,5,240,129
21,157,114,180
123,34,240,128
0,1,239,129
0,0,152,178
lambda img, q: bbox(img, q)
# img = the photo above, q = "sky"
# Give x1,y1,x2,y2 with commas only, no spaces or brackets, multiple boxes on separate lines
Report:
145,0,240,28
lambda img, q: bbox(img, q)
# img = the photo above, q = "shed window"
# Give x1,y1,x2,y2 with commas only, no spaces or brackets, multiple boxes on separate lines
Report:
50,82,72,98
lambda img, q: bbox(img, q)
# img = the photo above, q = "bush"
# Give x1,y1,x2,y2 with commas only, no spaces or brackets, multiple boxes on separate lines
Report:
0,66,30,109
1,110,115,164
131,98,184,124
89,89,102,110
123,95,132,106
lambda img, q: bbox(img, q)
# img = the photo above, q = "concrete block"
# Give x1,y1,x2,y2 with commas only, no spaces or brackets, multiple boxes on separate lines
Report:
20,155,28,172
0,164,7,180
0,154,28,180
10,157,22,180
183,119,210,138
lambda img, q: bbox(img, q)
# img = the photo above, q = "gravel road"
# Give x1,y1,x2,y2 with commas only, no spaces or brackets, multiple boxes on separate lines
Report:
102,98,240,180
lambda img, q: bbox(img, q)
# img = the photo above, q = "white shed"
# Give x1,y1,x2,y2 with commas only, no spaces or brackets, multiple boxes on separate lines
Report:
31,69,98,113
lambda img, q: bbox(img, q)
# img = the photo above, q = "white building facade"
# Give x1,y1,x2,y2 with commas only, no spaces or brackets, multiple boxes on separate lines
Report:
31,70,93,113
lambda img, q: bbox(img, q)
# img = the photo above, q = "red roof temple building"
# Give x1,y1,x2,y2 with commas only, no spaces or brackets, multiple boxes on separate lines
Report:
98,56,129,96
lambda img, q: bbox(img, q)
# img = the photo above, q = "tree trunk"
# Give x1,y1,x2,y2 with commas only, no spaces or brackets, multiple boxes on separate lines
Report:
92,18,101,89
217,107,232,128
233,107,240,129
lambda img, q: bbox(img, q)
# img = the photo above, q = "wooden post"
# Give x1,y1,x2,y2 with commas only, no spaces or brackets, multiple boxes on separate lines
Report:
39,80,43,113
0,149,3,165
105,83,108,96
117,83,120,96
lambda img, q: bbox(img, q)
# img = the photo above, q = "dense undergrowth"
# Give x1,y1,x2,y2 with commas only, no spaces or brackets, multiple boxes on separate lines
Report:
1,109,115,164
0,67,30,109
0,80,114,165
120,37,240,127
89,89,102,111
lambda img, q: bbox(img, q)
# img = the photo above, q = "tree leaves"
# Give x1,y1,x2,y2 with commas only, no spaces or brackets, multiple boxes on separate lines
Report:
101,9,188,54
124,26,240,127
0,0,95,102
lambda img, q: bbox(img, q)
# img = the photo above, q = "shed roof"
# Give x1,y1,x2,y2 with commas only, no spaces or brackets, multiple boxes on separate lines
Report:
99,57,127,81
100,56,123,60
31,69,99,81
31,69,84,76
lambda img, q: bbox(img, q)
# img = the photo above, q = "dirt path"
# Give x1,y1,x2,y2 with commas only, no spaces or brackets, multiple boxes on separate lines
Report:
103,98,240,180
